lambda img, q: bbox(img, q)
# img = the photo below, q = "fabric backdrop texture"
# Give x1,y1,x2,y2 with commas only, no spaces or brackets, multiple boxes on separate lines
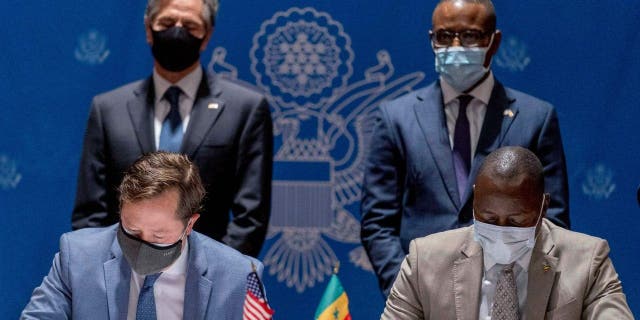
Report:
1,1,639,318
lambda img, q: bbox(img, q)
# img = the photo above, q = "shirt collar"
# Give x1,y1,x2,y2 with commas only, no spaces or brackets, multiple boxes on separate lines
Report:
440,71,495,105
162,238,189,276
152,67,203,104
482,247,533,274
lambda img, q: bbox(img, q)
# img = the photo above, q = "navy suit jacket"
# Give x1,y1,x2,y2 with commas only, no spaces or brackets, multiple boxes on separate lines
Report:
72,71,273,257
361,80,569,296
21,225,264,320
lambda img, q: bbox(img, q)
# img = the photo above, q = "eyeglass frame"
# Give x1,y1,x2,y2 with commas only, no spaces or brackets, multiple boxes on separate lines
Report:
429,29,496,48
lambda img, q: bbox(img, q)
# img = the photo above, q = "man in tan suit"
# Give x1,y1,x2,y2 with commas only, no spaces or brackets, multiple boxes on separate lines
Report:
382,146,633,319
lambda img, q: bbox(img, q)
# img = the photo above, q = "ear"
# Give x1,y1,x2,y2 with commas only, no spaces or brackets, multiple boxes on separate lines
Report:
200,27,214,52
186,213,200,235
145,19,154,46
542,193,551,216
428,30,436,52
471,184,478,209
484,29,502,67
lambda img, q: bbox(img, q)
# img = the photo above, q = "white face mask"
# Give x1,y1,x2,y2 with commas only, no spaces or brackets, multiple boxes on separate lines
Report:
473,194,547,265
433,35,494,92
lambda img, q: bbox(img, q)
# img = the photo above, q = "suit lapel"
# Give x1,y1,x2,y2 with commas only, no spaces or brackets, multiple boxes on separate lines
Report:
523,221,558,320
452,232,483,320
181,72,226,158
104,234,131,320
128,78,156,154
463,81,518,205
183,234,213,320
413,82,462,208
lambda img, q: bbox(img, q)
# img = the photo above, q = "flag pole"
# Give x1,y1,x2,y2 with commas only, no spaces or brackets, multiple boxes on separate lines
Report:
250,260,268,302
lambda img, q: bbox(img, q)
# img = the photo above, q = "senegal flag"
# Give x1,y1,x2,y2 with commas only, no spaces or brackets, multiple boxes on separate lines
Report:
314,274,351,320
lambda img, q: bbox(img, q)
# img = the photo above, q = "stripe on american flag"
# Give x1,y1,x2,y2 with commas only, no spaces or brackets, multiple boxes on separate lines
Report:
243,271,274,320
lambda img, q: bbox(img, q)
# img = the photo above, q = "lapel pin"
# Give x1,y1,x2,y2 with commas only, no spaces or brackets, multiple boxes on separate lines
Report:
208,103,219,109
503,109,514,118
543,265,551,272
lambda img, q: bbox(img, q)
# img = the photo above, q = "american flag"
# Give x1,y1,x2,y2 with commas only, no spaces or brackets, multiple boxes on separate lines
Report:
243,268,274,320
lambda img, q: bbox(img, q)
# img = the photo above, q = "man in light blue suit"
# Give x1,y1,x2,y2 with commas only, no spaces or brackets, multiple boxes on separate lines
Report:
22,152,264,319
361,0,570,297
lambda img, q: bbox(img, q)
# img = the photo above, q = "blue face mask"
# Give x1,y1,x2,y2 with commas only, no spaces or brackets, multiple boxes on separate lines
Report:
433,35,493,92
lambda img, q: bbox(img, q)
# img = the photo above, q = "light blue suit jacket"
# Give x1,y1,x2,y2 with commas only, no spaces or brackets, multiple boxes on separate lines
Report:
21,224,264,319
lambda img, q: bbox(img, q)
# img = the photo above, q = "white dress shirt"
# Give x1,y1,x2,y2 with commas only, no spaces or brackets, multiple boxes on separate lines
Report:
478,246,532,320
152,67,203,148
440,72,495,160
127,241,189,320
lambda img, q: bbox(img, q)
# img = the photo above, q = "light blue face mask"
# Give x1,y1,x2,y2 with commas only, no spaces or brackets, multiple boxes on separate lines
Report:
473,194,547,265
433,35,494,92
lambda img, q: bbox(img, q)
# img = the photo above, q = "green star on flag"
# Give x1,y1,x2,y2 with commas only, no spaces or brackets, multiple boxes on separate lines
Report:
314,271,351,320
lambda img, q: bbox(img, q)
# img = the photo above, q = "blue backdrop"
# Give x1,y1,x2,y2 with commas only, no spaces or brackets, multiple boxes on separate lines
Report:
1,1,639,318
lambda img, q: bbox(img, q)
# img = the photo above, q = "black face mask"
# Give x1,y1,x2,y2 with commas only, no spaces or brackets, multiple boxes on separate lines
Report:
151,26,204,72
117,223,187,275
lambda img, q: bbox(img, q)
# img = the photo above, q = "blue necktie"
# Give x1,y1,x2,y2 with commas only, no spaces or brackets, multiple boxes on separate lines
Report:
158,86,183,152
136,273,162,320
452,95,473,202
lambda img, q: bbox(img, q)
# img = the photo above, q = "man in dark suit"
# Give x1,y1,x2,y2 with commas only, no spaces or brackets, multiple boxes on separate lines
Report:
72,0,273,257
24,152,266,319
361,0,570,297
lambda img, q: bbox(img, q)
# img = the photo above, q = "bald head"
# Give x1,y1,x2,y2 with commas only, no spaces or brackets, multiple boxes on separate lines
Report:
477,146,544,195
473,147,547,227
433,0,497,32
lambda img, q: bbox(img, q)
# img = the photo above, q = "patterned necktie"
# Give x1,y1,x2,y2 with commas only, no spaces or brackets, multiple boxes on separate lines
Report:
492,263,520,320
158,86,183,152
452,94,473,202
136,273,162,320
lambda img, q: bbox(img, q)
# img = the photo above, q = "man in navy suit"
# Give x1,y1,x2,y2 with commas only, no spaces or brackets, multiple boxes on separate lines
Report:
23,152,264,319
72,0,273,257
361,0,570,297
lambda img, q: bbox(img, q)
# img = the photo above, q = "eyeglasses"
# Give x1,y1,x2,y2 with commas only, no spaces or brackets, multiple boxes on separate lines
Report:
430,29,493,48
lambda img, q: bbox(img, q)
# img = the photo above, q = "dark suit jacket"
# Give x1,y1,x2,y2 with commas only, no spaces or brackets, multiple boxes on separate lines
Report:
382,219,632,319
361,80,569,296
22,225,264,319
72,71,273,257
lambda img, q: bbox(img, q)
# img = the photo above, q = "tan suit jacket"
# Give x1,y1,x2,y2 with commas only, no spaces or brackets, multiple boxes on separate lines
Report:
382,219,634,319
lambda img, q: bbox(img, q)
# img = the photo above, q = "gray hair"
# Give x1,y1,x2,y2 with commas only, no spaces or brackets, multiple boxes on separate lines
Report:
145,0,219,28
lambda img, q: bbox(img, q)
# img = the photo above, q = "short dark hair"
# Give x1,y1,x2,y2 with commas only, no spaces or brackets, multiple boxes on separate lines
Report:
145,0,219,28
437,0,497,31
119,151,205,222
477,146,544,195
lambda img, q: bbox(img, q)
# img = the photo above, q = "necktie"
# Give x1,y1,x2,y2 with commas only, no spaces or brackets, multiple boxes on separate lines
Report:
136,273,162,320
452,94,473,202
158,86,183,152
492,263,520,320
